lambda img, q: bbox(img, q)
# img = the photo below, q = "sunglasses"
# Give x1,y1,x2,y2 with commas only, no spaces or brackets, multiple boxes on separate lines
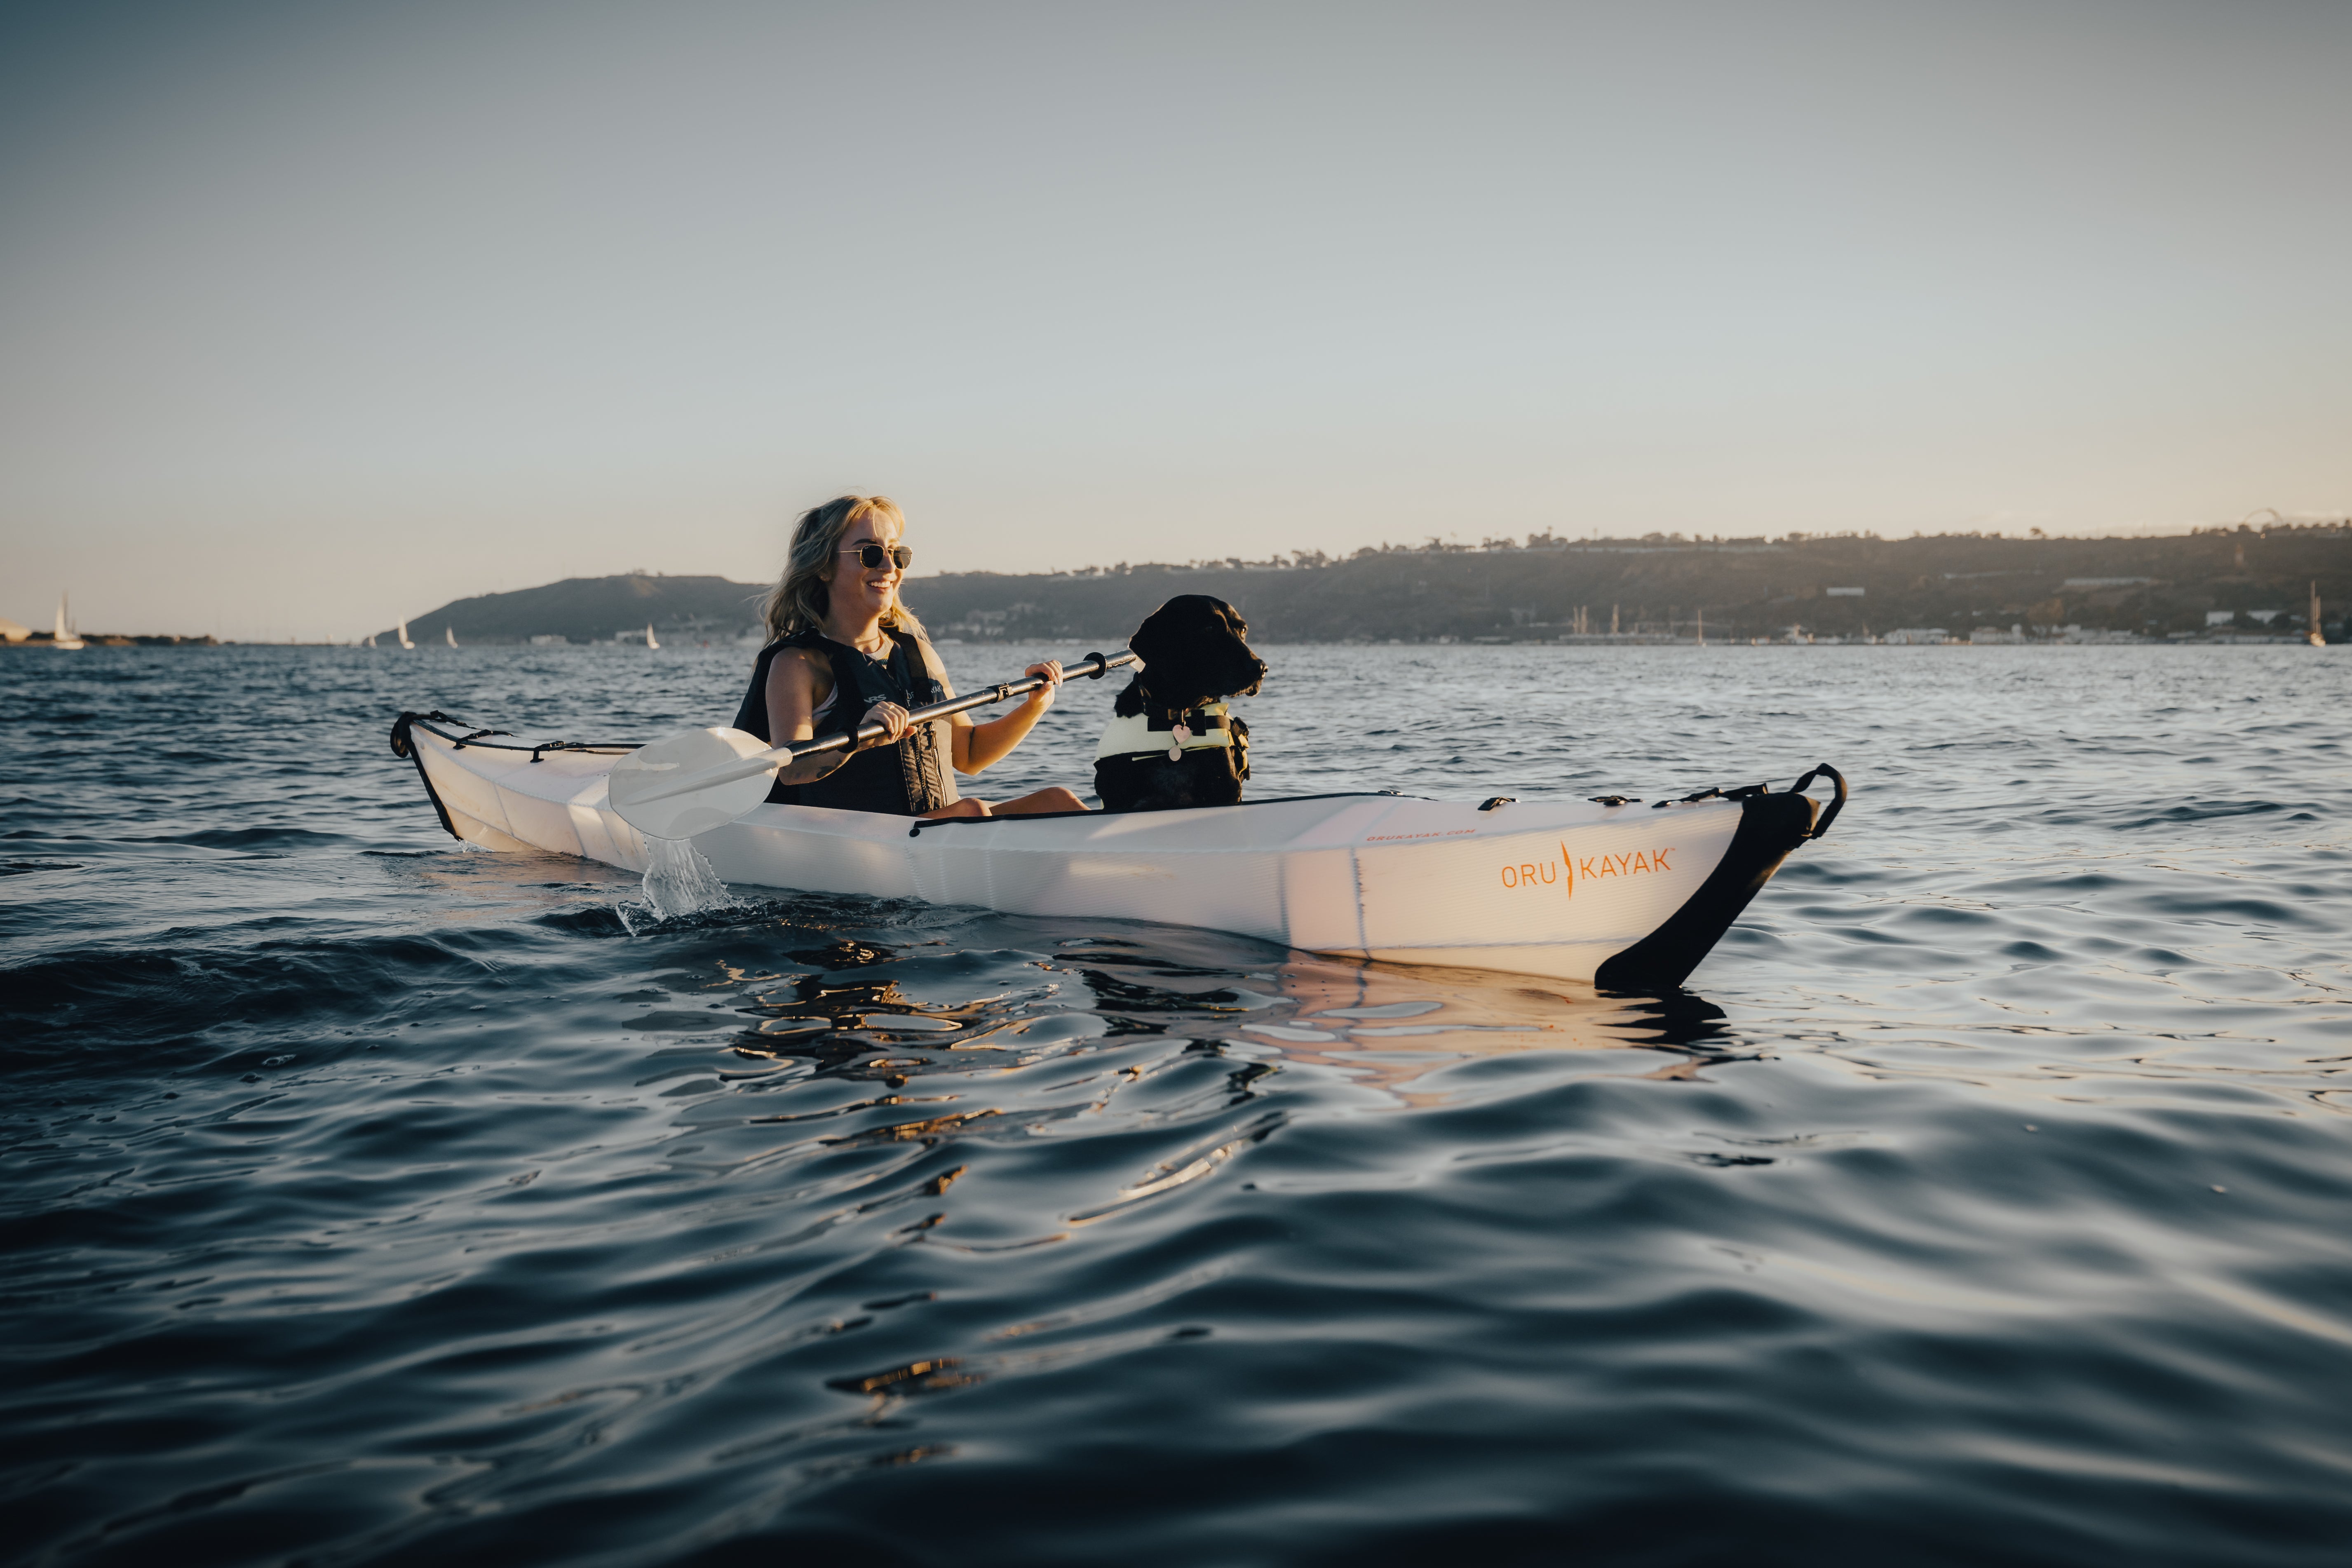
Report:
839,543,914,570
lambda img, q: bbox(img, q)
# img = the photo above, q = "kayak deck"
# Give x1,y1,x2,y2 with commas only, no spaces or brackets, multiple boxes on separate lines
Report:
390,711,1839,988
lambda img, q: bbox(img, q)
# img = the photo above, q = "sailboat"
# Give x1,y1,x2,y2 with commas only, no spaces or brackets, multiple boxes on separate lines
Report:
398,621,415,649
445,626,458,648
2312,582,2327,648
366,634,378,648
644,622,660,650
52,594,84,650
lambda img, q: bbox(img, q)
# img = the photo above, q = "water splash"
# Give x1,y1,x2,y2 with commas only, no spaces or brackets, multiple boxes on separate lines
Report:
639,836,737,920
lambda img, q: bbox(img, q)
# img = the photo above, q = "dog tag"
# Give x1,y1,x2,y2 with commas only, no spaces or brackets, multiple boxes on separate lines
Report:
1168,723,1190,761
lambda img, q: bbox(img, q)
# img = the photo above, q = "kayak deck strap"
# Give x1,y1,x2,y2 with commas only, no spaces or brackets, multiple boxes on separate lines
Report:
906,790,1410,834
393,713,641,757
524,740,643,763
1787,763,1847,839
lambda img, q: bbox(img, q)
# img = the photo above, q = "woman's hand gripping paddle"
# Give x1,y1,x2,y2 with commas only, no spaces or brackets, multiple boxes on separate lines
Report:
607,650,1138,840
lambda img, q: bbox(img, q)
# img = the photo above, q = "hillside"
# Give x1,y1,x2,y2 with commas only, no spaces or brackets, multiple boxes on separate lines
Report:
376,574,765,646
388,526,2351,646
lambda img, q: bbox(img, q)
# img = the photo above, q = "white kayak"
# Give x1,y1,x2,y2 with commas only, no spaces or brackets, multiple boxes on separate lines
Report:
390,711,1843,988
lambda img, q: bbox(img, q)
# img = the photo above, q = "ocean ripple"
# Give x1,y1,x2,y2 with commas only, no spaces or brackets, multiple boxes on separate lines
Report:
2,642,2348,1567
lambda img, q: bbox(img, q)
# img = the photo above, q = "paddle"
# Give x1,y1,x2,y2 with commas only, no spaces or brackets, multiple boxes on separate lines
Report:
607,649,1138,839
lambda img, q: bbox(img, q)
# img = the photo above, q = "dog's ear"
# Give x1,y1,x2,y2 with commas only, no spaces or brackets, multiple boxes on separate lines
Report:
1130,596,1215,708
1126,598,1190,671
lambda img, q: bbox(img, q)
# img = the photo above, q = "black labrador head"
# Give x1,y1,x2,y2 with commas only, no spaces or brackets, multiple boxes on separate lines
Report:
1119,594,1267,716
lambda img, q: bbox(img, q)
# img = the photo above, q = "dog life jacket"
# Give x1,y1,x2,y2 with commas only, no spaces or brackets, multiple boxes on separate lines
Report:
1094,700,1239,764
732,626,961,815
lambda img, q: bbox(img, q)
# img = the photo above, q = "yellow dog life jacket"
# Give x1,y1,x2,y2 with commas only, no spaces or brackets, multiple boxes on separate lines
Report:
1094,700,1235,763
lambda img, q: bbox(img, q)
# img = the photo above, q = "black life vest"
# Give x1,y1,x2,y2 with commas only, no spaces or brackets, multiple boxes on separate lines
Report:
731,626,960,815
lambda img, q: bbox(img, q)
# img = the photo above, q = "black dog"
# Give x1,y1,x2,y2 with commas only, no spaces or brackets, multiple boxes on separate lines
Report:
1093,595,1268,812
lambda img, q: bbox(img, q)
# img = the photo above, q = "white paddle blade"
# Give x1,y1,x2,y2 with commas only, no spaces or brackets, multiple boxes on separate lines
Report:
608,727,777,840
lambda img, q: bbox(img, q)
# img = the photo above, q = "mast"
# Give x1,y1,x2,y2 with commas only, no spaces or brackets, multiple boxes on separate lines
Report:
52,594,84,650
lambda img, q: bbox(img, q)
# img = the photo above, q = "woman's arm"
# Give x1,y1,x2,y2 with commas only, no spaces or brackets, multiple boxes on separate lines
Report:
951,661,1063,775
764,648,911,785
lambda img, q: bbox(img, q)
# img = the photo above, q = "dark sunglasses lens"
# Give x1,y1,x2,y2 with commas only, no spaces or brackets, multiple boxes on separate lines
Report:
857,545,913,569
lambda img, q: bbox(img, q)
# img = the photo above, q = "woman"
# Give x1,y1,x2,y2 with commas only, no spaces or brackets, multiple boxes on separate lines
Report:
732,495,1086,818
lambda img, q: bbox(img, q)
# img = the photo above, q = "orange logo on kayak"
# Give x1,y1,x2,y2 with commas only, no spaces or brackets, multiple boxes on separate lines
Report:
1498,843,1672,894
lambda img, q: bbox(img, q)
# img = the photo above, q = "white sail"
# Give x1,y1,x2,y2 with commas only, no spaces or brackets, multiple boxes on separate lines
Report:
398,620,414,649
645,622,660,650
2313,581,2326,648
52,594,84,650
366,634,378,647
446,626,458,648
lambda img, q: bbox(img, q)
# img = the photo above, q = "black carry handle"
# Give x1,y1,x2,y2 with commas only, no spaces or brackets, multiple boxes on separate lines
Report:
1787,762,1847,840
786,649,1138,764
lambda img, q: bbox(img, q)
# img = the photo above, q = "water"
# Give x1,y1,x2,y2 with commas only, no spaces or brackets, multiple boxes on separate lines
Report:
5,642,2348,1567
636,838,737,924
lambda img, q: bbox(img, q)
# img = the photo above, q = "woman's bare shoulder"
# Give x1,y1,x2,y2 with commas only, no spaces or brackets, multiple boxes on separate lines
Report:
765,646,830,692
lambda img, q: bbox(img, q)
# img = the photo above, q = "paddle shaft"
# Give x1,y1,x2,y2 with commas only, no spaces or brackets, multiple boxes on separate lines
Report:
623,650,1138,806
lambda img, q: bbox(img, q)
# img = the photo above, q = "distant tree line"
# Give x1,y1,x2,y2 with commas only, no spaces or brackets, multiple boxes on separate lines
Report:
380,526,2351,646
913,524,2352,645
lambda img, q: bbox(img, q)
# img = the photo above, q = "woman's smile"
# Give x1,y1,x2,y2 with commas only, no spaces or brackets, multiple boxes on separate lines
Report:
838,535,901,610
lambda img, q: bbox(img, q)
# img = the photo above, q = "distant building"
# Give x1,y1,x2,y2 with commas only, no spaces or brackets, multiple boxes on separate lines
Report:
1825,586,1865,597
1883,628,1949,645
2205,610,2235,627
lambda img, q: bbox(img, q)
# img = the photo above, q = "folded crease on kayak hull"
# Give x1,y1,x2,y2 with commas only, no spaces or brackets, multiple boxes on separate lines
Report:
389,711,1837,988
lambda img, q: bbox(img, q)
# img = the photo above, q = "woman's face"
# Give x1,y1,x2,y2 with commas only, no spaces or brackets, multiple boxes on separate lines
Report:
823,512,904,622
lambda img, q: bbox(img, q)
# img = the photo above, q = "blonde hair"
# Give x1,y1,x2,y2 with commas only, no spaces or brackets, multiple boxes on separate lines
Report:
759,494,925,643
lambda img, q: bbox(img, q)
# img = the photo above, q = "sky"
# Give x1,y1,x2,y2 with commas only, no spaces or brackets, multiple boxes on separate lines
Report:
1,0,2346,639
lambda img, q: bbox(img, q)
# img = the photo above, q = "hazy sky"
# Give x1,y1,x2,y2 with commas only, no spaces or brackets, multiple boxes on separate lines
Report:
2,0,2346,638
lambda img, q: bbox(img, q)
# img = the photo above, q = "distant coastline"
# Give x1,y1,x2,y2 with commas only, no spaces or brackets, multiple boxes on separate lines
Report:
367,524,2349,648
12,524,2343,648
0,631,221,648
